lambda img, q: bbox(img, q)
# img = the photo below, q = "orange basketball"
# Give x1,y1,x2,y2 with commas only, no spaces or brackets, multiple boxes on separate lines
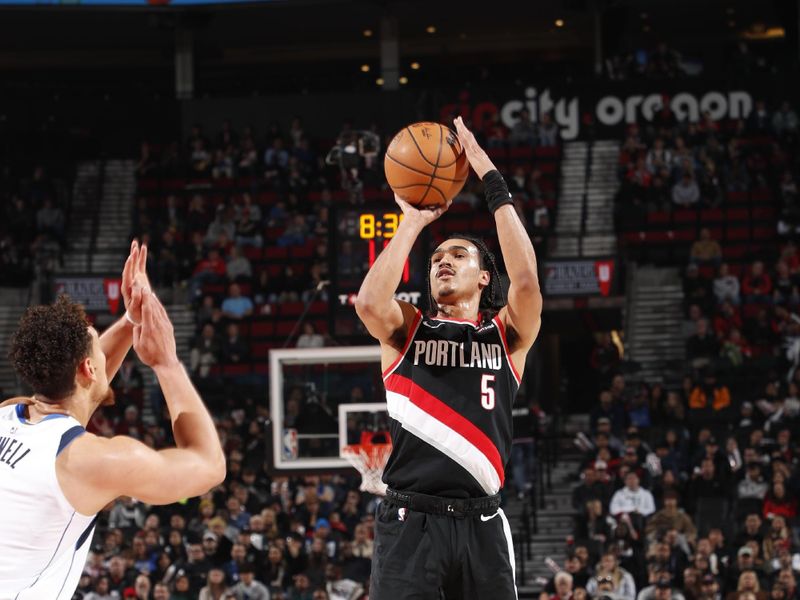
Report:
384,122,469,207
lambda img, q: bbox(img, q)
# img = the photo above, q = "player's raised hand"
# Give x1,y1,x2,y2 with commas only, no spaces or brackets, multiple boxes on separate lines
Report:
132,289,179,369
122,239,151,324
393,193,452,228
453,116,497,180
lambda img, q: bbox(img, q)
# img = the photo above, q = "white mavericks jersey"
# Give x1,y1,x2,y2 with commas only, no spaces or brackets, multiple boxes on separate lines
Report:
0,404,97,599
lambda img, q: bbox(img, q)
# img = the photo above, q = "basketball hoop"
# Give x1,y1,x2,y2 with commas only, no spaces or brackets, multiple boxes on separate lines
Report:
341,431,392,496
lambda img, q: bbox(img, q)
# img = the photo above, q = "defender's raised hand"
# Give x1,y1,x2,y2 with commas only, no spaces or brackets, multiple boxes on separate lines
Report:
132,289,178,369
453,116,497,180
121,239,150,324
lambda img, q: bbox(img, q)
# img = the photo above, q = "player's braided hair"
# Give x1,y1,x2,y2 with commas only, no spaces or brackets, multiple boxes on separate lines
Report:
426,234,505,323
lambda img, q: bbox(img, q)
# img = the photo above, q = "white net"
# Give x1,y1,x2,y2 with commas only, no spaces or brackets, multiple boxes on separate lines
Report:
341,441,392,496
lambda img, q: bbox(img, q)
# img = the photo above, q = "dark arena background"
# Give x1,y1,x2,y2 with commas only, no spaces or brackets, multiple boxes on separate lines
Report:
1,0,799,598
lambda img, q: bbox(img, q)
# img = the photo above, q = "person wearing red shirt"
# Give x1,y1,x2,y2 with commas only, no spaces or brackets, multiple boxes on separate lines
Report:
742,261,773,304
763,481,797,520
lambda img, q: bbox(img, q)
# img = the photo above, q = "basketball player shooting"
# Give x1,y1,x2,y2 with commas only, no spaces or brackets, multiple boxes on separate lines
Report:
0,241,225,599
355,116,542,599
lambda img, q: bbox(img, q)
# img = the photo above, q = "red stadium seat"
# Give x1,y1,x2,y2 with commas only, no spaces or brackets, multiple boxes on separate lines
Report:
509,147,533,160
725,207,749,222
280,302,305,317
646,211,671,226
751,207,776,221
750,188,773,202
726,191,748,204
264,247,289,259
753,226,775,240
534,146,561,159
726,227,750,241
673,209,697,224
275,321,295,337
250,320,274,337
700,209,724,223
222,364,251,376
243,247,262,261
722,244,748,259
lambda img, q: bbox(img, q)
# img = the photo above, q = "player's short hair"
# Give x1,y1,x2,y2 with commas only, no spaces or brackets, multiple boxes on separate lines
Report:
427,234,505,321
9,295,92,401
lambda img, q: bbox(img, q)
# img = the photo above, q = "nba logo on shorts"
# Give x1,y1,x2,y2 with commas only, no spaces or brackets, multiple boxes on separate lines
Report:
282,428,298,460
398,508,407,522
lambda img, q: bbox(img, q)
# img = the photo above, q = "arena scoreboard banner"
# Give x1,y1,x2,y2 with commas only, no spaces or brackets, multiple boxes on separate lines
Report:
542,258,616,298
53,276,122,314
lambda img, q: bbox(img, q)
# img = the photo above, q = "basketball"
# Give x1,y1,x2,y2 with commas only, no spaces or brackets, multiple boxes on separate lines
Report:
384,122,469,207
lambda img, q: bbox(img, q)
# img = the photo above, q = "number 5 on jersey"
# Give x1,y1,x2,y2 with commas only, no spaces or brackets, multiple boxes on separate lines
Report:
481,374,496,410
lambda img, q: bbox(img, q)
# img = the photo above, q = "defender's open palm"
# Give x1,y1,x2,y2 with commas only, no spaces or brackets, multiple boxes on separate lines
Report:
132,289,178,368
394,193,451,228
121,239,151,324
453,116,497,180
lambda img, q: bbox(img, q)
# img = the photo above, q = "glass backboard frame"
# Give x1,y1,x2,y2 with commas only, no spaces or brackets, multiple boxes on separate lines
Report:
269,345,385,470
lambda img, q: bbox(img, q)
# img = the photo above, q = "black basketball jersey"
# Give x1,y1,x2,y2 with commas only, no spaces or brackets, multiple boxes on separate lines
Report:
381,309,521,498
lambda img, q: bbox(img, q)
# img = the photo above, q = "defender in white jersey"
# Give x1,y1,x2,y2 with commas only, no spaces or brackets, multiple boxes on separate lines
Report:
0,241,225,599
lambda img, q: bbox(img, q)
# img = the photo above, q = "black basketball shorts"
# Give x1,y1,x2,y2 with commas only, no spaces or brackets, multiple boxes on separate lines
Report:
370,499,518,600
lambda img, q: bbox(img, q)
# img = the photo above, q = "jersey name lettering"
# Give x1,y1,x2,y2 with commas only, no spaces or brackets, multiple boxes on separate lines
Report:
412,340,503,370
0,436,31,469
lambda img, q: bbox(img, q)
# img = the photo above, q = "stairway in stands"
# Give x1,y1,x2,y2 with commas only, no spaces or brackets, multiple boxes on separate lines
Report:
582,140,619,257
0,298,25,395
508,426,584,597
625,265,685,383
552,141,587,258
62,161,102,272
552,140,618,258
90,159,136,272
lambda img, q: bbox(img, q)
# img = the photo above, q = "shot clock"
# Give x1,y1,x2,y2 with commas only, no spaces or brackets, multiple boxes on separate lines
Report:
331,205,429,340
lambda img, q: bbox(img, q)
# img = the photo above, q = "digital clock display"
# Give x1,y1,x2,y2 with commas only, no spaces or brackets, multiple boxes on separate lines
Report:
359,213,404,239
331,205,429,341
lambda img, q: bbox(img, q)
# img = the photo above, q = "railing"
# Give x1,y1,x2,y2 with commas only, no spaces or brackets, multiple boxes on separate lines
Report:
87,160,106,273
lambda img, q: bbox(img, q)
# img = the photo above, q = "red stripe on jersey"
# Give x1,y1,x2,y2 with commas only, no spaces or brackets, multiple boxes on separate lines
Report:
493,315,522,385
384,373,505,486
382,309,423,379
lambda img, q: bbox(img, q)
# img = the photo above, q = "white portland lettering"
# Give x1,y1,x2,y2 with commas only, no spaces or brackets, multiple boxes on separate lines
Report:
413,340,502,370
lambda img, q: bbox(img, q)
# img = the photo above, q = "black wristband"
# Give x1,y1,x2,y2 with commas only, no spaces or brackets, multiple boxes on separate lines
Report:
482,170,513,213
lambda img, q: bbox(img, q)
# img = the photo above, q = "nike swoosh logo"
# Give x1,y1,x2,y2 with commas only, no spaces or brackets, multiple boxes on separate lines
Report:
480,511,500,522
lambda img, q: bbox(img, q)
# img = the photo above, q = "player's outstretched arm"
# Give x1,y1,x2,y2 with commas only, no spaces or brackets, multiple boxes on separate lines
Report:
99,240,150,381
59,286,225,513
355,194,448,347
454,116,542,350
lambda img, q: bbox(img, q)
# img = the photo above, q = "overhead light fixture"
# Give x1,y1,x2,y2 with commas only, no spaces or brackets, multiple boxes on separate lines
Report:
426,25,436,34
399,76,409,84
410,62,420,70
360,64,370,73
642,24,651,32
555,19,564,28
363,29,373,37
376,78,385,86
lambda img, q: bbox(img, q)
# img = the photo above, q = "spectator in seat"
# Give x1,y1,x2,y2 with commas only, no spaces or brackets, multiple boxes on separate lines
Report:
509,108,537,146
226,245,253,283
36,198,65,244
772,262,798,307
222,283,254,320
772,101,798,139
235,208,263,248
688,371,731,416
191,323,221,379
573,465,613,512
684,264,713,315
646,138,673,174
748,100,771,135
586,553,637,600
714,265,741,306
690,229,722,267
687,458,727,513
297,322,325,349
672,173,701,207
728,570,767,600
537,111,560,147
550,571,574,600
207,205,237,246
222,323,250,364
739,463,769,501
199,567,231,600
591,390,628,437
762,481,797,521
645,490,698,547
483,112,508,148
188,248,228,302
610,471,656,518
687,319,720,369
742,261,773,304
278,214,310,248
